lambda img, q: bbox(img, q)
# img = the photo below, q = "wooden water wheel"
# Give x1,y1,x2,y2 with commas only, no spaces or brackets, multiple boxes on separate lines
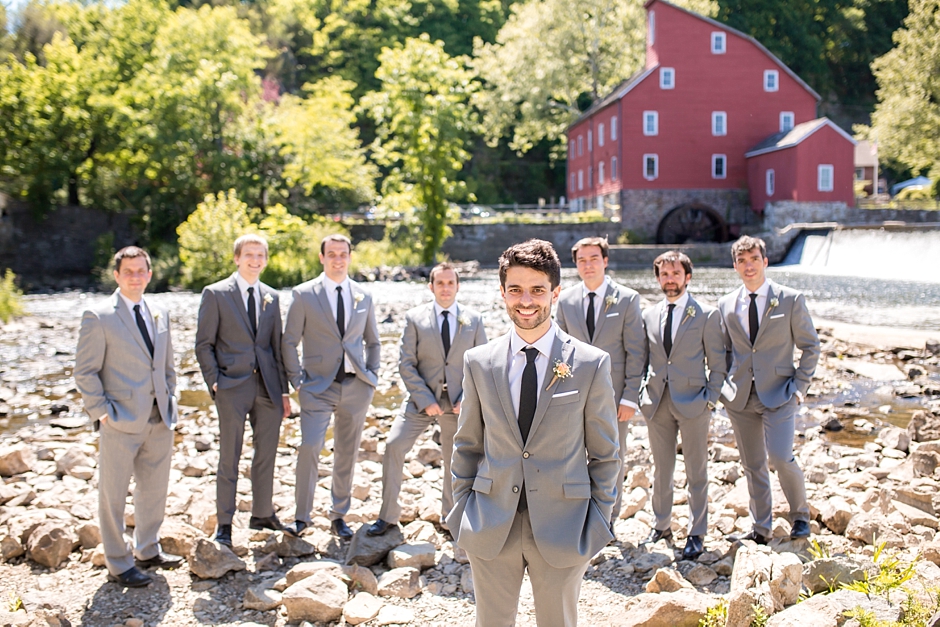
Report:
656,203,728,245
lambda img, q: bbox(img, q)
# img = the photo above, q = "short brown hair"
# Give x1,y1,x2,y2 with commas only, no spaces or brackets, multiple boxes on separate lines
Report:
320,234,352,255
653,251,693,277
498,239,561,289
114,246,151,272
429,262,459,285
731,235,767,261
571,236,609,263
234,233,269,257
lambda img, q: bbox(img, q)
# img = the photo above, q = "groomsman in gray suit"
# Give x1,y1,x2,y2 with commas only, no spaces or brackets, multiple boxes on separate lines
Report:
195,234,291,547
447,240,620,627
282,234,381,539
639,251,725,560
555,236,644,520
75,246,181,588
719,236,820,543
367,263,487,537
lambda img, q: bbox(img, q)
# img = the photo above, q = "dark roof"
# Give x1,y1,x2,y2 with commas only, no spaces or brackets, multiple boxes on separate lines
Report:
745,117,856,157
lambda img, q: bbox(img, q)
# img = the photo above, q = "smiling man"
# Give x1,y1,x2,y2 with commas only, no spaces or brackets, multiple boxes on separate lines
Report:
718,236,820,544
195,234,290,547
447,239,619,627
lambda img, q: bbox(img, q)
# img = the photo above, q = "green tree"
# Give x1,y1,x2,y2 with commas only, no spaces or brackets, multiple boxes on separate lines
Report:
869,0,940,179
362,35,478,265
177,189,254,289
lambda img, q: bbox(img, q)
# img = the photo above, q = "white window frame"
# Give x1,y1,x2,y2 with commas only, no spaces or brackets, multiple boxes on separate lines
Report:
779,111,794,132
643,154,659,180
660,67,675,89
610,117,617,140
766,169,775,196
588,130,592,152
712,111,727,136
598,161,605,185
712,154,727,179
649,11,655,45
598,123,605,147
764,69,779,92
711,32,726,54
643,111,659,136
578,169,584,191
578,135,583,156
818,164,834,192
611,157,618,180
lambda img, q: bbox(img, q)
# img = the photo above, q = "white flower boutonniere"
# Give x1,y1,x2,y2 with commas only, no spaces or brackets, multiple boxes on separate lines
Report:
353,292,365,307
262,293,274,311
548,359,573,389
604,293,618,312
682,305,696,324
457,314,471,327
152,311,161,323
769,297,779,309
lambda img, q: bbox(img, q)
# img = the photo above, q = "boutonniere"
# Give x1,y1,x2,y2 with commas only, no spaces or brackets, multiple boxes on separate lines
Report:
457,314,471,327
604,293,618,312
548,359,573,388
262,293,274,311
681,305,696,323
769,297,779,309
152,311,161,323
353,292,365,307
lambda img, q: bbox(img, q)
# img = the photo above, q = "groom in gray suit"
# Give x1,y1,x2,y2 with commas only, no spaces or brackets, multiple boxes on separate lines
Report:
447,239,620,627
639,251,725,560
195,234,290,547
282,234,381,539
367,263,487,537
555,236,644,520
719,236,820,543
75,246,180,588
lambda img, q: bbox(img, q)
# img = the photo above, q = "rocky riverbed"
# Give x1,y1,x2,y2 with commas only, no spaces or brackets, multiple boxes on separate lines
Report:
1,280,940,627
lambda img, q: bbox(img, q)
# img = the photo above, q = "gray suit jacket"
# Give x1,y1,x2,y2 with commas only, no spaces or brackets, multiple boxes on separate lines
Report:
639,295,726,420
718,281,820,411
555,280,645,406
195,273,288,401
399,303,487,412
74,290,178,432
446,330,620,569
282,274,381,393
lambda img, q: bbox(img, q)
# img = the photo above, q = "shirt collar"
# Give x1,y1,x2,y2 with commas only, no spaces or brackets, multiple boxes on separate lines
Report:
739,280,770,301
434,301,458,318
118,290,147,312
664,291,690,312
581,275,610,299
510,321,557,358
323,274,350,293
234,272,260,294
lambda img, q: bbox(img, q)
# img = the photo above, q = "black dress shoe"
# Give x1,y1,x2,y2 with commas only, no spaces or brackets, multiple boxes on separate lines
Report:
790,519,811,539
107,566,152,588
366,519,395,537
331,518,353,540
283,520,307,538
732,529,770,545
136,551,183,569
249,515,284,531
643,527,673,544
681,535,704,561
214,524,233,547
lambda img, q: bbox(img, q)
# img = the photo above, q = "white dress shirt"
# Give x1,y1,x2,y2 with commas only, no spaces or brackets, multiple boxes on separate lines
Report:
507,322,557,418
322,274,354,373
118,291,153,341
661,291,690,346
735,280,770,332
434,302,458,345
234,272,261,328
580,275,611,323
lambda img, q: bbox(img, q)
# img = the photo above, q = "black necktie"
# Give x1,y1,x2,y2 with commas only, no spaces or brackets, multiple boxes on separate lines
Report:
441,310,451,357
247,286,257,337
336,285,345,338
586,292,596,341
748,293,759,344
663,303,675,356
518,347,539,443
134,304,154,358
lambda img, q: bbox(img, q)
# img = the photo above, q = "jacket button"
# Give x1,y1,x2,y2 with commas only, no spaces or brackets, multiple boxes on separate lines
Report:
667,361,671,365
512,486,519,493
522,452,530,459
752,349,757,353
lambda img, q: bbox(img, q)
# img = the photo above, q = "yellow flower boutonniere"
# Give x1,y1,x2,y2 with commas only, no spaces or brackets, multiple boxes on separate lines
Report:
681,305,696,324
353,292,365,307
262,293,274,311
604,293,618,312
457,314,471,327
548,360,573,389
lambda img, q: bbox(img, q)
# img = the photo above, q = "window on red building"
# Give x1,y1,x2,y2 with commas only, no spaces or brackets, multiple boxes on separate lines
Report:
578,170,583,190
643,154,658,180
588,166,593,187
611,117,617,140
611,157,618,180
578,135,583,156
712,111,727,136
712,154,726,179
660,67,675,89
711,32,726,54
766,169,775,196
780,112,794,132
598,162,605,185
643,111,659,136
818,165,833,191
588,130,593,152
764,70,779,92
598,123,605,147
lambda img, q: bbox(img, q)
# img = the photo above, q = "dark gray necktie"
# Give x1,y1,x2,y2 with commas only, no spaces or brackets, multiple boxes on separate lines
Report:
247,286,257,337
441,310,451,357
586,292,596,341
748,293,759,344
517,347,539,512
663,303,675,356
134,304,154,357
336,285,345,338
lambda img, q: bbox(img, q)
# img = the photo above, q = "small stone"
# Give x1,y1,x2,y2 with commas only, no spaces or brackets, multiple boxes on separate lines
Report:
76,522,101,550
281,571,348,623
342,563,380,595
243,586,282,611
343,592,383,625
0,444,36,476
376,605,415,625
346,524,405,567
188,538,247,579
159,519,202,557
387,542,437,570
619,487,649,519
685,564,718,586
377,567,422,598
26,522,75,569
286,560,345,586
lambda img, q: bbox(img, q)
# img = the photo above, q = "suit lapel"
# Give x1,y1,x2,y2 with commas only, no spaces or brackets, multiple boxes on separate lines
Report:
490,335,524,448
564,291,591,343
672,297,696,349
225,275,254,338
114,291,153,361
314,279,342,340
725,289,750,346
591,282,616,340
427,304,447,361
651,300,667,358
527,334,573,441
754,283,777,345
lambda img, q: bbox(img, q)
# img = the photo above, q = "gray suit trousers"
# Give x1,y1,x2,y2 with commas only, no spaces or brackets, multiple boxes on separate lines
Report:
215,372,282,524
295,376,374,523
467,510,588,627
98,406,173,575
727,389,809,535
644,388,710,536
379,398,456,526
612,419,630,520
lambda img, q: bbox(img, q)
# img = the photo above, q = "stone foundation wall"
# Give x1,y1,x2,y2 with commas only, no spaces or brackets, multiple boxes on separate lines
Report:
619,188,754,242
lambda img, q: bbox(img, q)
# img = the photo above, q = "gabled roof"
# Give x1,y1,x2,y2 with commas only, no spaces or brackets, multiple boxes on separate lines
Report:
745,117,857,158
570,66,658,127
645,0,821,102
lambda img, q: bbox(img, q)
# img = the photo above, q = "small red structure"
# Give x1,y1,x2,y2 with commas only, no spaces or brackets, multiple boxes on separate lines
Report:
566,0,856,243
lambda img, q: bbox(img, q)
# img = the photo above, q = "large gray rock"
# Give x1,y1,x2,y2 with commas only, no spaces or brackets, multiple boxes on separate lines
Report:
845,511,904,547
377,567,422,598
387,542,437,570
281,571,347,623
908,411,940,443
55,446,95,476
646,568,693,593
242,586,282,611
343,592,383,625
343,563,379,595
803,557,877,594
346,524,405,566
766,589,898,626
820,496,854,534
612,589,717,626
0,444,35,476
285,560,345,586
26,522,76,569
769,551,803,611
158,519,202,557
686,564,718,586
878,426,910,452
727,546,774,627
619,487,649,519
633,549,675,573
188,538,247,579
262,532,318,558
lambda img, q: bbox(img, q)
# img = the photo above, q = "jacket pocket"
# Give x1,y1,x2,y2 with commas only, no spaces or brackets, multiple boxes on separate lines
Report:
775,366,796,376
472,476,493,494
552,392,580,405
107,388,132,401
563,483,591,499
303,356,323,366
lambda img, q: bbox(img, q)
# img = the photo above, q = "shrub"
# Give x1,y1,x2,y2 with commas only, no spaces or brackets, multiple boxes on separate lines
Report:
259,205,344,288
0,270,24,323
177,190,253,290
